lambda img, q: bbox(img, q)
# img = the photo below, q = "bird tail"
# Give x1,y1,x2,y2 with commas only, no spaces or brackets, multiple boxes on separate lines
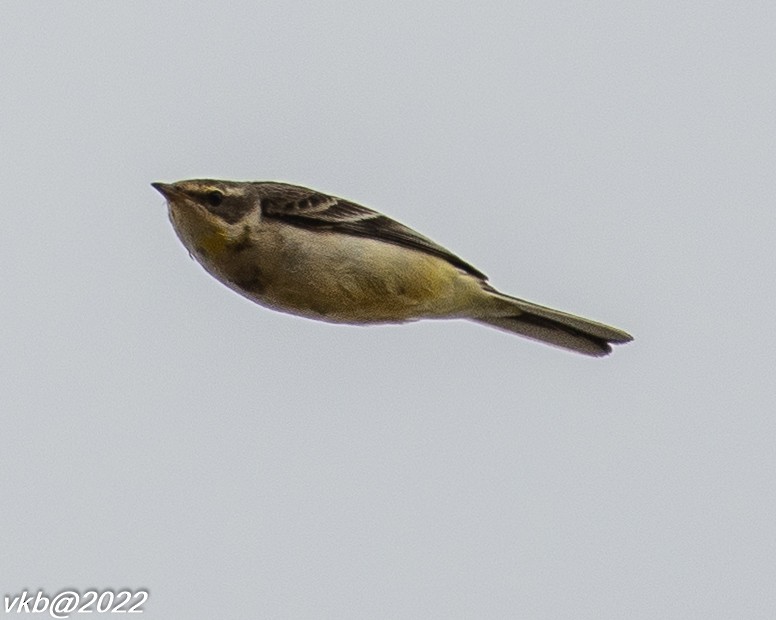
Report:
472,291,633,357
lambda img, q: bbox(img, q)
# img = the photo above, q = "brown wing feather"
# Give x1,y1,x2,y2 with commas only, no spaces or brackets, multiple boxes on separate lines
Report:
257,182,487,279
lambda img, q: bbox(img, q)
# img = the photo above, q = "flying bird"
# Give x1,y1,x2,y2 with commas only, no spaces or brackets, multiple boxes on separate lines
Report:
153,179,632,356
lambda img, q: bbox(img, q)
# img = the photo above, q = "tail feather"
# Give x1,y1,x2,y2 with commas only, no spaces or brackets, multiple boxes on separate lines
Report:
473,294,633,357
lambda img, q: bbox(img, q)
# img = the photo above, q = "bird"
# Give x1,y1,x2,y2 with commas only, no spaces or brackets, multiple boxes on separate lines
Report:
152,179,632,356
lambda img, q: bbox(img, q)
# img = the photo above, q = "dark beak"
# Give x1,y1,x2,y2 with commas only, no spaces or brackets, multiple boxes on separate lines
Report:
151,182,177,199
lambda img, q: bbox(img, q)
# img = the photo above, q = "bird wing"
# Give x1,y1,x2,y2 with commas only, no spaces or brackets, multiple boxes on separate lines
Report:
258,183,487,279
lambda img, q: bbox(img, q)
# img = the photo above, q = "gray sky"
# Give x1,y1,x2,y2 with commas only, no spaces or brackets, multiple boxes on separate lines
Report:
2,1,774,618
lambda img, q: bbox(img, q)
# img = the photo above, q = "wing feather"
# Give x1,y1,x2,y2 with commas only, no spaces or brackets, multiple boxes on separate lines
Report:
258,183,486,279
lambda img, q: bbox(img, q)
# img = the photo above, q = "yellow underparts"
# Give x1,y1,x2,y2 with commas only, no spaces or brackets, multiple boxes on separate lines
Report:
196,229,230,257
170,203,233,260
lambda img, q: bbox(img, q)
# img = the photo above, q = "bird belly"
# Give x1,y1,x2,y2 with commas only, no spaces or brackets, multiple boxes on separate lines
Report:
224,229,481,324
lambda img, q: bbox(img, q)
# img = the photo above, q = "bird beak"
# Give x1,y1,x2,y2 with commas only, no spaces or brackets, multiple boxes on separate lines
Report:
151,182,178,199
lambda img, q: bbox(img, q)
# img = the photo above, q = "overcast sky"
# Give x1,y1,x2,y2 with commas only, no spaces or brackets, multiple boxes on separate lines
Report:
2,1,775,618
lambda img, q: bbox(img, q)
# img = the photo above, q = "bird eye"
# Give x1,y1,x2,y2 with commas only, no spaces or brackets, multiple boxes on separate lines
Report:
206,190,224,207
